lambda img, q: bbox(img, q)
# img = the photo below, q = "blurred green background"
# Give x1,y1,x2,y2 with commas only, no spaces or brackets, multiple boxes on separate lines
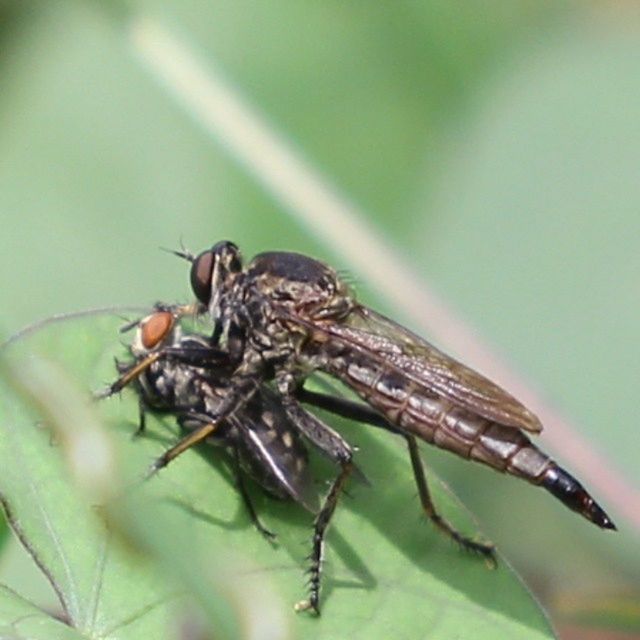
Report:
0,1,639,638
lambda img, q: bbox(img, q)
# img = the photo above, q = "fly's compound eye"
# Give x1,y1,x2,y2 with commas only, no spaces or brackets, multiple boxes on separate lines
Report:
190,249,215,305
140,311,175,350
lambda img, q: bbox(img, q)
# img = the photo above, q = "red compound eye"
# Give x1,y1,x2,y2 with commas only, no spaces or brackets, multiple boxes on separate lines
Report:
140,311,174,349
190,249,214,305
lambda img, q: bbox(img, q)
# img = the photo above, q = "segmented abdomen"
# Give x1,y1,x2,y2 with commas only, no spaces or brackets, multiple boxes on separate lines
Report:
325,346,615,529
330,351,552,482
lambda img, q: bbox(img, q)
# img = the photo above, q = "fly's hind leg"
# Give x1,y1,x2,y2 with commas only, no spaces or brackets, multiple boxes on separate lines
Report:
298,388,496,563
278,378,354,615
406,435,496,564
134,396,148,437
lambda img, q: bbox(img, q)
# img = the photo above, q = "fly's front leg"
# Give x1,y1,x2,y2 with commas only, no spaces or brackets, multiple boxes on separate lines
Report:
96,351,164,399
146,376,259,479
278,374,355,614
295,456,353,616
406,435,496,563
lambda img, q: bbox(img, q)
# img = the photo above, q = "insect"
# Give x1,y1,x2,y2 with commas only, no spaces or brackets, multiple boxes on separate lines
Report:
110,308,388,612
103,242,617,611
116,310,317,528
180,241,616,533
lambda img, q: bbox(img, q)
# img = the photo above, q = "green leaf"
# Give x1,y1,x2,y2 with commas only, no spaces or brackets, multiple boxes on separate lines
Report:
0,328,181,638
0,584,89,640
0,312,555,639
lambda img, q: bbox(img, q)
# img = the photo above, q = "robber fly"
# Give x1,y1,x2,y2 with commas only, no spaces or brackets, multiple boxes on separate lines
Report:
111,308,386,612
179,241,616,535
103,242,616,612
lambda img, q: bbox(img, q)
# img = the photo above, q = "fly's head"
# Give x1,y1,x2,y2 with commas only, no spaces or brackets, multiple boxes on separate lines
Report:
131,310,179,357
246,251,354,322
189,241,244,328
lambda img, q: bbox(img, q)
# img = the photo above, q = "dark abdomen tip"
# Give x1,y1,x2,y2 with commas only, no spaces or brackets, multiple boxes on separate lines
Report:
542,465,617,530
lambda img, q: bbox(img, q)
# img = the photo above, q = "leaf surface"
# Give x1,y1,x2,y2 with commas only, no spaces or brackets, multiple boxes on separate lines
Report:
0,313,555,639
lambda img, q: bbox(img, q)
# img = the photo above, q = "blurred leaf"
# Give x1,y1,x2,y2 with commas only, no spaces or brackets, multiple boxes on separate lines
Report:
417,14,640,586
0,333,184,638
0,584,88,640
0,312,556,638
554,590,640,633
0,0,632,634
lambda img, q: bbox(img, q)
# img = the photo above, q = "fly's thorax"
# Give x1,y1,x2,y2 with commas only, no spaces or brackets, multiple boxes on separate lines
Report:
246,251,354,322
139,357,198,411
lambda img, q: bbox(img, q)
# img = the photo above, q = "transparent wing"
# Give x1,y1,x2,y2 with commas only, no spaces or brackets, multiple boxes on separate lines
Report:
234,389,320,513
323,305,542,433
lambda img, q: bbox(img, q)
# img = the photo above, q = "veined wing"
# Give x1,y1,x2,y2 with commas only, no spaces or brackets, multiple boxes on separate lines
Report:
232,389,320,513
320,305,542,433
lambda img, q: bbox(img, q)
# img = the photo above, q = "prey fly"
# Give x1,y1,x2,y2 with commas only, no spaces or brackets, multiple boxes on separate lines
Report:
109,308,383,612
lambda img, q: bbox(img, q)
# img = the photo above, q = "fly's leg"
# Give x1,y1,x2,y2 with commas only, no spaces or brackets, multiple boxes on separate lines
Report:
295,453,353,616
96,344,228,400
177,412,275,540
406,435,496,563
299,389,496,562
97,351,164,399
296,387,397,432
146,377,258,478
280,395,354,465
278,378,355,466
278,376,355,614
135,396,147,437
278,382,368,484
231,445,277,541
145,419,221,479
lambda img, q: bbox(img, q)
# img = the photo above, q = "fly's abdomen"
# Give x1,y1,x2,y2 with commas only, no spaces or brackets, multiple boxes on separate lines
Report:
333,352,550,478
540,465,615,529
331,353,537,474
331,351,616,529
396,391,553,481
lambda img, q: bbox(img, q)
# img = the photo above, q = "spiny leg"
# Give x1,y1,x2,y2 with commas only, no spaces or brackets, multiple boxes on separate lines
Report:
295,457,353,615
231,445,276,541
299,390,495,561
278,381,358,614
405,435,496,563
